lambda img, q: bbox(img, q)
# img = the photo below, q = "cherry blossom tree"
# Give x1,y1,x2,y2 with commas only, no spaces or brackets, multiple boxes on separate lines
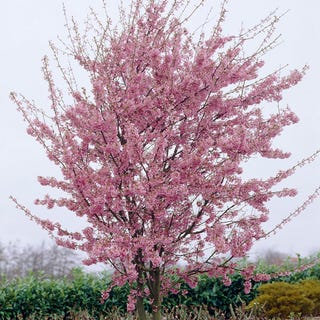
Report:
11,0,320,319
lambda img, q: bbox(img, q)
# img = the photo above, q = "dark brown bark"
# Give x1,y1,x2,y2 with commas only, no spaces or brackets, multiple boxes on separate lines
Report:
136,265,147,320
150,267,162,320
136,295,147,320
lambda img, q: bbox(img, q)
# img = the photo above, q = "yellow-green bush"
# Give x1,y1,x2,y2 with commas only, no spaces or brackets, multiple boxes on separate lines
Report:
300,279,320,315
247,281,317,319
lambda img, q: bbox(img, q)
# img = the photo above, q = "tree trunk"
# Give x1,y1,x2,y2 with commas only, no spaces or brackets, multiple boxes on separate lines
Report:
152,308,162,320
136,266,147,320
151,267,162,320
136,295,147,320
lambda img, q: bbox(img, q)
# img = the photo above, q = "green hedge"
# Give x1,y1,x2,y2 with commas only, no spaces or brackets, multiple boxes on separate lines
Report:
2,260,320,319
163,273,258,317
0,269,256,319
0,268,128,319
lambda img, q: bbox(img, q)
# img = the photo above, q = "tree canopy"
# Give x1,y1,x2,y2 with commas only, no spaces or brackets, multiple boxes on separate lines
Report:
11,1,320,318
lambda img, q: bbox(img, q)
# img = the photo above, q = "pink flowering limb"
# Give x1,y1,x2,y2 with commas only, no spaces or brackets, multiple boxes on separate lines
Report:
10,0,320,318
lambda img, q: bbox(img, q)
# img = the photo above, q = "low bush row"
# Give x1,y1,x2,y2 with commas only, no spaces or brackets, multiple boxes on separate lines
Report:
1,257,320,319
0,268,127,320
0,269,256,319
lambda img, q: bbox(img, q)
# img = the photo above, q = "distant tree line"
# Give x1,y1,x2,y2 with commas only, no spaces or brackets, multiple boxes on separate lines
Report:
0,241,79,280
0,240,302,281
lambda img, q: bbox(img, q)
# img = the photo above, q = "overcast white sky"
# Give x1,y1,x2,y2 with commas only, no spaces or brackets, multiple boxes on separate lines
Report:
0,0,319,261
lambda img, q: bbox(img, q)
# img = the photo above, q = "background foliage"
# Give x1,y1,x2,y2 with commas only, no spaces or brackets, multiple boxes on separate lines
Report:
1,243,320,319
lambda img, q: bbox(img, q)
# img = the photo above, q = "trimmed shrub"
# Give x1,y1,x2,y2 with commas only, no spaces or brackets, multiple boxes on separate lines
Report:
0,268,129,319
247,281,315,319
299,279,320,315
